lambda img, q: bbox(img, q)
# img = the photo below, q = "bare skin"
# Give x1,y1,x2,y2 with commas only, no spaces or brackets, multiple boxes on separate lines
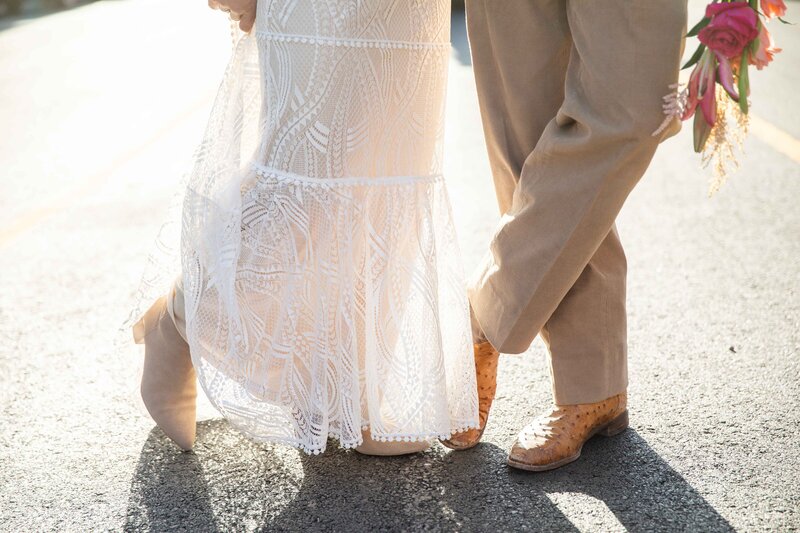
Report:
208,0,257,33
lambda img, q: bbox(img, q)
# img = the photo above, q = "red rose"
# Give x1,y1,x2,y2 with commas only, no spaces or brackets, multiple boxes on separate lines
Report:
698,2,759,59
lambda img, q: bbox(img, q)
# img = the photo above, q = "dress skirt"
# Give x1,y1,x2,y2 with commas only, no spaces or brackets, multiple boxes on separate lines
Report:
133,0,478,454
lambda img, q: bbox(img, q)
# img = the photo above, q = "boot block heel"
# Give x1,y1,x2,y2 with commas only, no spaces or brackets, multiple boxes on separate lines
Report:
598,410,629,437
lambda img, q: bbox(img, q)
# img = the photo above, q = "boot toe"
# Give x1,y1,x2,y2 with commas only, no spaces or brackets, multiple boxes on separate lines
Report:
157,414,196,451
508,441,541,465
170,429,195,452
142,393,197,451
440,428,482,450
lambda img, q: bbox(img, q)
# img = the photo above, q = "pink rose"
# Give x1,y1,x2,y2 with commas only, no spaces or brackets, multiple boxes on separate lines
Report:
761,0,787,20
749,22,782,70
698,2,759,59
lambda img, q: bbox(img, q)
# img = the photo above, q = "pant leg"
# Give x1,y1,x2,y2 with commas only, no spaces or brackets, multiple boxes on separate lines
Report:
465,0,640,405
464,0,569,348
464,0,571,215
468,1,687,385
541,225,628,404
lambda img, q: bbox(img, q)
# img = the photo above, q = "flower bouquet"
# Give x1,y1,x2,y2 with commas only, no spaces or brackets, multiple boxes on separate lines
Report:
655,0,788,193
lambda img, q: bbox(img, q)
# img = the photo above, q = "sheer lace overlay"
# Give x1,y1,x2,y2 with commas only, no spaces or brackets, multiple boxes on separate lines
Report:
128,0,478,453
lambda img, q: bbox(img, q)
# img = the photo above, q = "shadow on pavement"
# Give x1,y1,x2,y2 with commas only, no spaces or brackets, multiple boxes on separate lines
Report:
125,421,732,531
507,430,735,532
124,428,218,532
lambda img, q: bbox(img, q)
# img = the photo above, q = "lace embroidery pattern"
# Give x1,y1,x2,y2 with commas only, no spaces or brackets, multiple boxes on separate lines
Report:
128,0,478,453
255,31,451,50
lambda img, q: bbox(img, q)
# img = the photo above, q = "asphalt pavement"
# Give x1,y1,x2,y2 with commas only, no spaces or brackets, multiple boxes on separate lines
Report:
0,1,798,531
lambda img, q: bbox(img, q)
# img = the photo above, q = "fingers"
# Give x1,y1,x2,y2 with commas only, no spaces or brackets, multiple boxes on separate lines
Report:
211,0,256,32
238,11,256,33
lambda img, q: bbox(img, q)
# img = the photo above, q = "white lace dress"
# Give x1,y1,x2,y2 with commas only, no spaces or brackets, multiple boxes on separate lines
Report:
132,0,478,454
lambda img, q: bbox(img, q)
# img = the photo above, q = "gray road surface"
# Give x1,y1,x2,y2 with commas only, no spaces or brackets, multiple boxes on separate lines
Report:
1,1,798,531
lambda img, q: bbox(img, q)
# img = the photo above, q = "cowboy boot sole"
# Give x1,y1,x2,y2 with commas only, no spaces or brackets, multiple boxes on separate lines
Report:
507,410,629,472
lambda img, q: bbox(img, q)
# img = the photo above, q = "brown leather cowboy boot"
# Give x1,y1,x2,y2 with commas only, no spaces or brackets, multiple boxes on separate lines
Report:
440,341,499,450
507,392,628,471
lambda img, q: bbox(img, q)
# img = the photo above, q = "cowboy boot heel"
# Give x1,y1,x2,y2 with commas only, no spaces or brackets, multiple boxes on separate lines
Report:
598,409,629,437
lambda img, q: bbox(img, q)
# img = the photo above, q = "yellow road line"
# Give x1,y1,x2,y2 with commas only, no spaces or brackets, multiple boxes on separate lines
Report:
749,113,800,164
0,92,214,248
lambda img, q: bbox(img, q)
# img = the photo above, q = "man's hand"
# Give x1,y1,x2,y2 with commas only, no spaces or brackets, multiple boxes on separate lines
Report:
208,0,257,33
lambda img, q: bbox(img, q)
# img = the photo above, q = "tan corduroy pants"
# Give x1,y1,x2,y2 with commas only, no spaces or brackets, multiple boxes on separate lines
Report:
465,0,687,404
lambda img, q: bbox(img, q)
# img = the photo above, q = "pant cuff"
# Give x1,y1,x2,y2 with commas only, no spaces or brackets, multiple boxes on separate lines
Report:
551,378,628,406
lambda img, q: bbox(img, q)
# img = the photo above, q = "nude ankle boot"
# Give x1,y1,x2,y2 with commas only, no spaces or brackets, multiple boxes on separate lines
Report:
133,293,197,451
